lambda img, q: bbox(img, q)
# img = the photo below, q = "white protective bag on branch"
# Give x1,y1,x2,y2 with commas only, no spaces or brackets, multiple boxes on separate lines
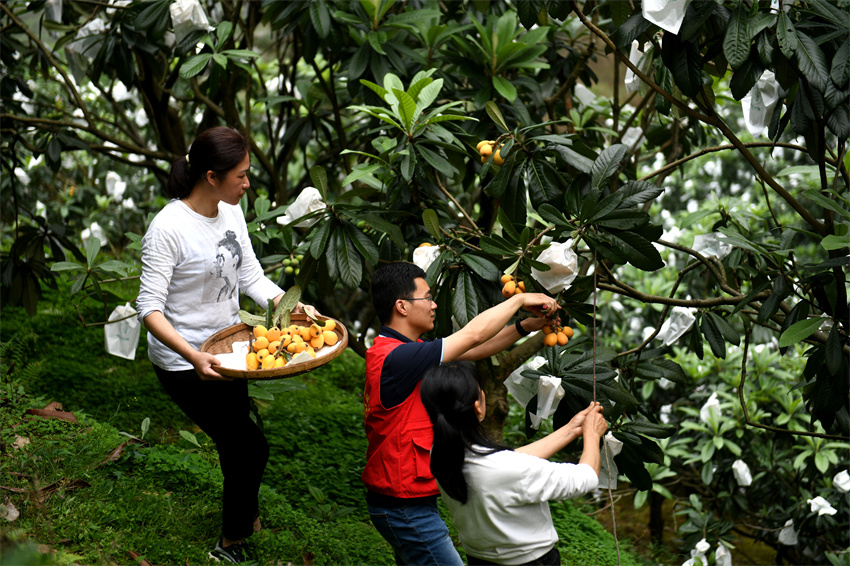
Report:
170,0,215,42
808,496,837,516
742,70,780,138
530,240,578,294
656,306,696,346
413,245,441,272
716,544,733,566
778,519,798,545
104,303,140,360
276,187,327,228
732,459,752,487
597,432,623,489
692,233,732,260
505,357,565,429
642,0,694,34
834,470,850,493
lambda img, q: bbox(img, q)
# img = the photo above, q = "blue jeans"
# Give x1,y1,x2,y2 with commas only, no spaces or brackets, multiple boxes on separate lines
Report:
368,499,463,566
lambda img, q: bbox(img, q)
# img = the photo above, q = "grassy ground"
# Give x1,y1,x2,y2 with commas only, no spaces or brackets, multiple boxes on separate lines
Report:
1,288,651,565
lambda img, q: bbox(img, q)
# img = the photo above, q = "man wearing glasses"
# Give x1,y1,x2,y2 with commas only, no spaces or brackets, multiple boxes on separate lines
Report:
363,262,560,565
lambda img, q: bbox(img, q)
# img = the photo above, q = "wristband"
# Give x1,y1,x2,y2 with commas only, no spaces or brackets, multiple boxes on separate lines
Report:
515,318,530,337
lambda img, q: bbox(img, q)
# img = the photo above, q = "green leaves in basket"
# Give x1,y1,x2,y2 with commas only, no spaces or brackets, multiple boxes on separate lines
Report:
239,310,266,327
238,286,302,329
273,285,302,328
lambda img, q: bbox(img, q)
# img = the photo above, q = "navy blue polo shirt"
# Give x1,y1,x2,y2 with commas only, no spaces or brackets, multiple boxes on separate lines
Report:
377,326,445,408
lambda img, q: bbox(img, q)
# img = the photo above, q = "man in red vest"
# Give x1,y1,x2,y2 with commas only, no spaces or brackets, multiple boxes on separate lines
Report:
363,262,560,565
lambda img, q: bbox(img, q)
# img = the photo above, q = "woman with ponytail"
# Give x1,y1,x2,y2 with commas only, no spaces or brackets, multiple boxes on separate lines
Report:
420,362,607,566
137,126,316,564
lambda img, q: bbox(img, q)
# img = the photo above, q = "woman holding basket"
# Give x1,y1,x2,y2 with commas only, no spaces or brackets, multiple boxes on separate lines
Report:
137,126,314,564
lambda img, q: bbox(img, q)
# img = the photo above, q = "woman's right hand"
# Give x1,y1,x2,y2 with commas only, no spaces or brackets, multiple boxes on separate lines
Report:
582,404,608,440
190,351,233,381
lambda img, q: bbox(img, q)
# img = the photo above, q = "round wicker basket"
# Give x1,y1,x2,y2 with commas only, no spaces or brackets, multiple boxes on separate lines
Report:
199,313,348,380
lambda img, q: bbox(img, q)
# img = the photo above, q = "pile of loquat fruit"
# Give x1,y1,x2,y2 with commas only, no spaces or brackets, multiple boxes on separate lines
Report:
246,320,338,370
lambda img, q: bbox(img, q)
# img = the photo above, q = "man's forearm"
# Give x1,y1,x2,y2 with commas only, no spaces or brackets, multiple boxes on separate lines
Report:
457,323,523,361
443,295,525,361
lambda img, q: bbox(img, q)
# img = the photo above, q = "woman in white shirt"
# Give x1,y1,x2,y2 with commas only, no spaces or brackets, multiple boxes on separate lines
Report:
420,361,607,566
137,127,314,564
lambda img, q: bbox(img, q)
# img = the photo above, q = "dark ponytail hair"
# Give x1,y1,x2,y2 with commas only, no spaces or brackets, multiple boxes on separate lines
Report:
166,126,250,199
420,362,509,503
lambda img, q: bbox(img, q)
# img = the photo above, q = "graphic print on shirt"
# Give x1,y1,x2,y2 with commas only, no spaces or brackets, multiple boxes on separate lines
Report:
201,230,244,303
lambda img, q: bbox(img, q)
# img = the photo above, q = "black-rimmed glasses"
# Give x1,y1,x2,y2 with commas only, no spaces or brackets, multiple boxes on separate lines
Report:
401,297,433,302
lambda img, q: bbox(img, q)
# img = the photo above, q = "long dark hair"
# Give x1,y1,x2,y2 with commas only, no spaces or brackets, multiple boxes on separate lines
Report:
420,362,509,503
166,126,250,199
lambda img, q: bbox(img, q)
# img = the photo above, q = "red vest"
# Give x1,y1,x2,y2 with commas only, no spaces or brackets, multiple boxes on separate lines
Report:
362,336,438,498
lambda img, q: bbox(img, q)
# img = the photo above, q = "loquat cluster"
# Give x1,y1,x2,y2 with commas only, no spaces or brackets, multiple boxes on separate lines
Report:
246,320,338,370
477,139,505,165
542,324,574,347
500,273,526,298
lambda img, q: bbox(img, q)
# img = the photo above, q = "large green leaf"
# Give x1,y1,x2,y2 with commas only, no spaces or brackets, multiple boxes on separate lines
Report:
392,88,417,130
590,144,627,189
334,230,363,289
776,11,798,59
610,13,652,50
795,31,829,90
310,166,329,200
552,145,593,173
360,213,406,251
779,317,825,348
622,420,677,439
596,230,664,271
179,53,213,79
423,208,441,239
309,0,331,38
723,5,751,70
462,254,500,281
492,76,518,102
618,180,664,208
701,313,726,359
417,145,456,176
832,38,850,86
309,220,332,259
729,53,765,101
707,311,740,346
452,270,479,326
525,158,563,207
486,101,510,132
594,209,649,231
345,223,380,266
662,34,702,97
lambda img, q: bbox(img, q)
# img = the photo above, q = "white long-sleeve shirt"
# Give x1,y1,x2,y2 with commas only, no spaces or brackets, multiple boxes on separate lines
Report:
439,448,598,565
136,200,283,370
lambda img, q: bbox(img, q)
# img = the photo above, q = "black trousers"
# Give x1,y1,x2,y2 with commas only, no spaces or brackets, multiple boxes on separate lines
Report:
467,546,560,566
154,366,269,541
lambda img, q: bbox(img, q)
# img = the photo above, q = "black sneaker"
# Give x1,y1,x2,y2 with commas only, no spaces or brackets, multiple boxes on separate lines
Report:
208,538,250,564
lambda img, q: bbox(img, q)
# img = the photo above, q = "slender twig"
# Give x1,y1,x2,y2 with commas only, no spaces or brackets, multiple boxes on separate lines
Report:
639,142,818,182
434,176,480,232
